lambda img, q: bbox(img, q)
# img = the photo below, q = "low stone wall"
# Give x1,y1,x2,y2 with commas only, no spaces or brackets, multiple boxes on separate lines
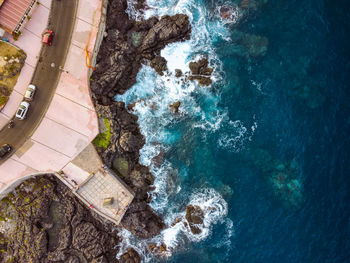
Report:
0,171,49,199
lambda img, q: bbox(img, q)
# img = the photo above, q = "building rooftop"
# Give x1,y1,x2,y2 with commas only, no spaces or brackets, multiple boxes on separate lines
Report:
0,0,34,33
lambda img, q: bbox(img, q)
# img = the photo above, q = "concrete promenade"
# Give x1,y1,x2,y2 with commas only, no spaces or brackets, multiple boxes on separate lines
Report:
0,0,134,224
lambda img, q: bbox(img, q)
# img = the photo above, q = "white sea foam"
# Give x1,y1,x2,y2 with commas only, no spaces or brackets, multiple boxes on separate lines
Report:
116,0,245,259
116,229,153,262
126,0,143,21
152,188,229,255
116,189,230,260
161,41,192,73
215,3,243,25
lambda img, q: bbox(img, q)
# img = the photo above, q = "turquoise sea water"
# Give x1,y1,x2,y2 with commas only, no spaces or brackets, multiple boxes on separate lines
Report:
117,0,350,262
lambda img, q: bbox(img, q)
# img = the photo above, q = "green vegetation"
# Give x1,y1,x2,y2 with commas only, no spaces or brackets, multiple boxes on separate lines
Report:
112,157,129,178
131,31,142,47
93,117,112,149
0,96,8,107
12,31,21,41
0,41,26,107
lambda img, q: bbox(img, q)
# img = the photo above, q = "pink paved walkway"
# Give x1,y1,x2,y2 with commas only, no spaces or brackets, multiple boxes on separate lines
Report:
0,0,102,191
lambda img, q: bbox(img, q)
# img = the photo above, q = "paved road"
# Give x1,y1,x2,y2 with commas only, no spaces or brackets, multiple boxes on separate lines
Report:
0,0,78,164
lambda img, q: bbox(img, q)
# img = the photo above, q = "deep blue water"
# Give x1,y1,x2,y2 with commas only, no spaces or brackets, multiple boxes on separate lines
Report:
119,0,350,262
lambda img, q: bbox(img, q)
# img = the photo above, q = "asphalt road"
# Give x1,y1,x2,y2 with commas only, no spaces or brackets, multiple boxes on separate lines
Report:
0,0,78,164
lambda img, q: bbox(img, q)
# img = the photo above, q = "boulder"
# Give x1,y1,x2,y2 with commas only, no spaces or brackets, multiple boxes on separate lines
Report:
185,205,204,234
148,243,169,256
175,69,183,77
171,217,182,227
169,101,181,114
150,56,167,75
119,131,144,152
119,248,141,263
188,57,214,86
67,256,80,263
152,151,165,167
121,201,166,239
188,75,212,86
189,58,212,75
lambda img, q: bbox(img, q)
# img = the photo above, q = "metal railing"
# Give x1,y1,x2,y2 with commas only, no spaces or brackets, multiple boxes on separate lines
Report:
13,0,37,34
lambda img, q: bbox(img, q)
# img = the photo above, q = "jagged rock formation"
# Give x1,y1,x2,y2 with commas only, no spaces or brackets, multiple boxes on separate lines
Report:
169,101,181,114
0,176,129,263
119,248,141,263
90,0,191,105
185,205,205,234
90,0,191,240
188,57,214,86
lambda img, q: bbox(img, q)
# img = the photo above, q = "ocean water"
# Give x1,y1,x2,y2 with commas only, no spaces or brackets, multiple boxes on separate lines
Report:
116,0,350,262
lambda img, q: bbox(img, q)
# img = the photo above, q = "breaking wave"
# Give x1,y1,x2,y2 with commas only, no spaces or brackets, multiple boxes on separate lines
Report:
117,0,254,260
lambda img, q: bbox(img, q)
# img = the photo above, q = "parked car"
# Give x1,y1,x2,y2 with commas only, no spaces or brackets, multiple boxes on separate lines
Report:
0,144,12,159
42,30,54,46
16,101,30,120
24,84,36,101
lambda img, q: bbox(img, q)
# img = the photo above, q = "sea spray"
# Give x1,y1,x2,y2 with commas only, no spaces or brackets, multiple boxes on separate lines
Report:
117,0,251,259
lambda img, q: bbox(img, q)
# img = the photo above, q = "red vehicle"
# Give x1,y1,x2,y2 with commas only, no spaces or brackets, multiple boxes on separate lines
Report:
42,30,54,46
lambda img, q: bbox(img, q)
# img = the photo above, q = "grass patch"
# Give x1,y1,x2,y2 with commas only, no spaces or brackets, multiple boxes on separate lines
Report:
0,41,26,107
93,117,111,149
0,95,8,106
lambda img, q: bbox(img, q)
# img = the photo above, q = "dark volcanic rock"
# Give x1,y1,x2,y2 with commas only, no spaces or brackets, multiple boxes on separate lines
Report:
169,101,181,114
72,222,105,259
91,1,191,105
188,75,212,86
185,205,204,234
121,200,166,239
119,248,141,263
188,57,214,86
90,0,192,241
119,131,145,153
0,176,120,263
189,58,211,75
152,151,165,167
150,55,168,75
148,242,169,256
175,69,183,77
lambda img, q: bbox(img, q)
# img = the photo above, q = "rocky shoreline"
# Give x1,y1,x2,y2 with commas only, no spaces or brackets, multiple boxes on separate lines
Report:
0,175,141,263
90,0,191,242
0,0,199,262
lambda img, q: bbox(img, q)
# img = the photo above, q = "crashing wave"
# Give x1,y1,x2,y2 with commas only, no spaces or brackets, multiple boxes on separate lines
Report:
116,0,249,259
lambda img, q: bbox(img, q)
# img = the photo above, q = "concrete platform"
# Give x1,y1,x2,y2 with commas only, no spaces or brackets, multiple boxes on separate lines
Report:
59,143,134,225
77,169,134,225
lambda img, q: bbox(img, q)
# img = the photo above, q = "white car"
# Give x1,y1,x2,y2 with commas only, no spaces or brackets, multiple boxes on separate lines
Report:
16,101,30,120
24,84,36,101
